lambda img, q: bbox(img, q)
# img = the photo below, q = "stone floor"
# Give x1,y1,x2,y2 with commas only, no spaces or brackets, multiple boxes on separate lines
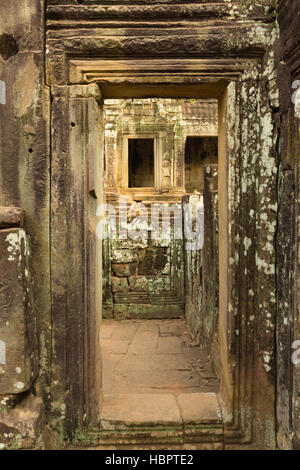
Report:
100,319,219,397
99,319,222,447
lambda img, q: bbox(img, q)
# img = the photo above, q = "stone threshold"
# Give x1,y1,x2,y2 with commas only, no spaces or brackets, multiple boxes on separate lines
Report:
99,392,223,446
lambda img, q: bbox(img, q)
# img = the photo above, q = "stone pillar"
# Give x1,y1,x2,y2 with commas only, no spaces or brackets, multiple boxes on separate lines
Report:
202,164,219,372
50,84,103,436
219,77,278,449
0,209,38,395
0,207,41,449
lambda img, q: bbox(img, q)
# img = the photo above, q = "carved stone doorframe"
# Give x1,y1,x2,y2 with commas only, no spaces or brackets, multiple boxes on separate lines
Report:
46,0,279,445
49,58,278,449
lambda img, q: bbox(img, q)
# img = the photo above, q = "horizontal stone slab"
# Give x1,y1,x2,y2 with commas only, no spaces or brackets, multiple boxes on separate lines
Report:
99,392,223,446
47,4,271,23
178,392,222,425
100,393,182,428
113,303,184,320
128,276,148,292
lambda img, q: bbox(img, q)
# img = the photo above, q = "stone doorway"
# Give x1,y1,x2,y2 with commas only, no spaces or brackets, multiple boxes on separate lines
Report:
99,98,221,447
102,98,218,322
0,1,284,451
49,64,278,449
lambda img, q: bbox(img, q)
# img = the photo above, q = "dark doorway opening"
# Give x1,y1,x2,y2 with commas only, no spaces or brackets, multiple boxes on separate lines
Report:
185,137,218,193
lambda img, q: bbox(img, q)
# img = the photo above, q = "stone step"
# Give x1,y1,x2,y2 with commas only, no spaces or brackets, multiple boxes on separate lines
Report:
99,392,223,446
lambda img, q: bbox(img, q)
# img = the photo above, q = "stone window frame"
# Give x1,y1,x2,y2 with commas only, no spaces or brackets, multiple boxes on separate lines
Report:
120,133,163,193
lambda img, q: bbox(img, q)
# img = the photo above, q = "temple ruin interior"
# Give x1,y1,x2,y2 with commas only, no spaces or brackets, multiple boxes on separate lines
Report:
1,0,299,451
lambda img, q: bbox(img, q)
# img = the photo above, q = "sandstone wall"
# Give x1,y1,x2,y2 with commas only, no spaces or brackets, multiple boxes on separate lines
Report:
0,1,50,448
0,0,296,450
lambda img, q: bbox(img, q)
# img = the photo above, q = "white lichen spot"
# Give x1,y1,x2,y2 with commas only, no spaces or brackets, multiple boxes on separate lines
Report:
14,381,24,391
15,367,22,374
5,232,21,261
255,254,275,275
261,213,268,222
264,352,271,364
264,242,274,254
268,203,278,212
0,341,6,365
244,237,252,252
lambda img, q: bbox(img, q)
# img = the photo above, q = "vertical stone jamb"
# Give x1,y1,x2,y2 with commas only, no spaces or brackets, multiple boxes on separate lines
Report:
50,84,103,440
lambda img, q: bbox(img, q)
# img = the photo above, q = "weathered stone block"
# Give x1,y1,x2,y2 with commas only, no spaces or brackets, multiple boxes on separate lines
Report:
124,303,184,319
112,263,137,277
113,304,129,320
0,228,37,395
138,248,168,275
111,249,137,264
103,303,114,319
0,395,44,450
148,304,184,319
112,277,129,293
128,304,150,318
148,276,171,293
128,276,149,292
178,392,222,425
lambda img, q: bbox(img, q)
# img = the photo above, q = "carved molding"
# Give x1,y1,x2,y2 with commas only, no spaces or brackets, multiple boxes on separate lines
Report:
46,2,273,25
47,29,272,56
47,0,235,4
45,22,273,85
68,58,254,85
